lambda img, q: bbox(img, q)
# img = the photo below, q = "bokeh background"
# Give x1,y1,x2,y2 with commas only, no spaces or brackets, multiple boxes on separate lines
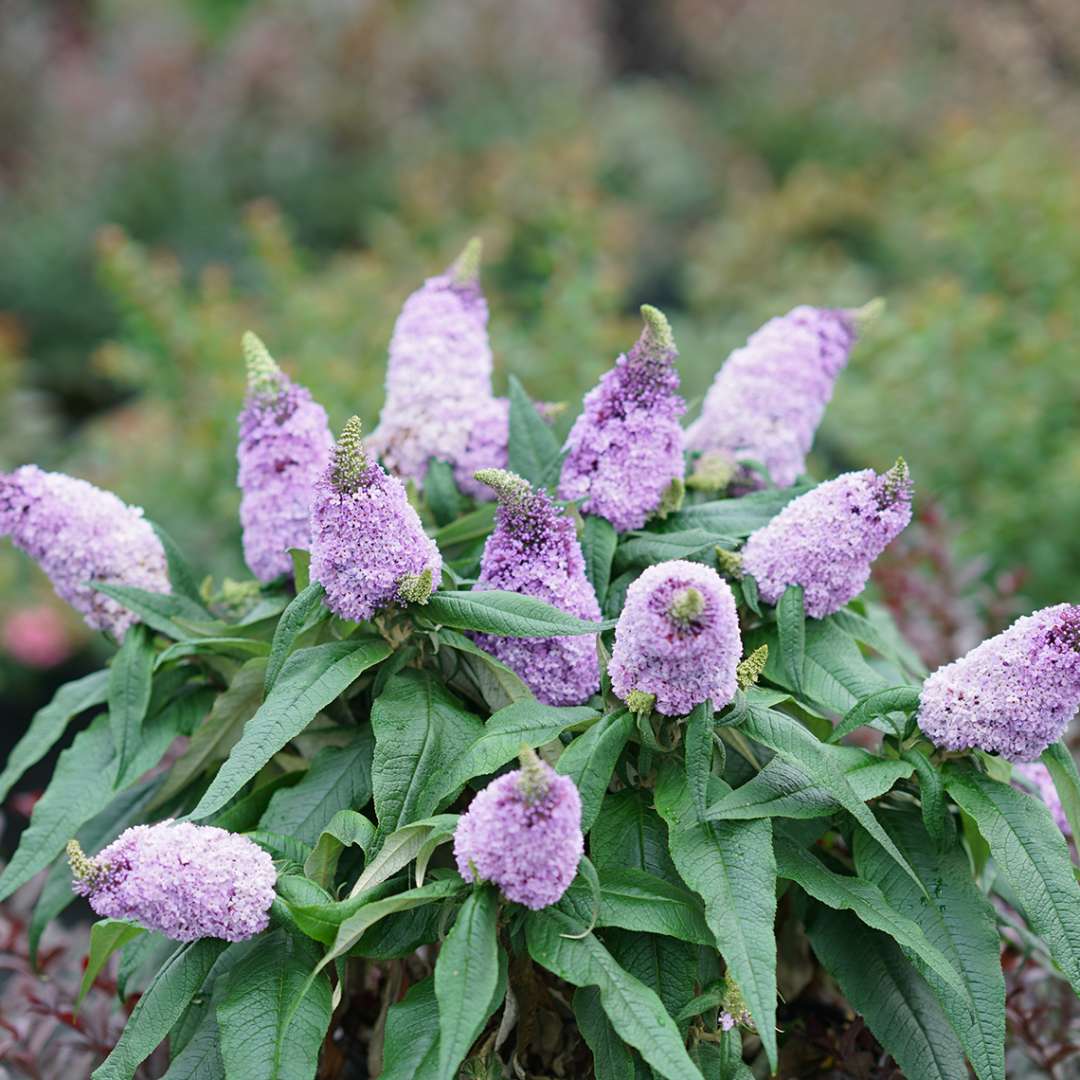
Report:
2,0,1079,725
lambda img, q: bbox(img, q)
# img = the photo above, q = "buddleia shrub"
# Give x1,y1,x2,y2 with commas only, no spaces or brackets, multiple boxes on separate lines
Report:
2,243,1079,1080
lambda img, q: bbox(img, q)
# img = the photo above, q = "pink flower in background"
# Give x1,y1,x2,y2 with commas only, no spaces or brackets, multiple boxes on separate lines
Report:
1,605,73,669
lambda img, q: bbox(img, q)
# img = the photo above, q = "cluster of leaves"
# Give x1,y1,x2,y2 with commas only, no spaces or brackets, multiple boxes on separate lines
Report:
2,394,1079,1080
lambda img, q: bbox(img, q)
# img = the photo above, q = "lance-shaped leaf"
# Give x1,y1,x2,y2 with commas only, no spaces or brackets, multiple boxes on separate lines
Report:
829,685,921,743
109,623,156,785
191,640,390,820
424,589,612,637
556,710,635,833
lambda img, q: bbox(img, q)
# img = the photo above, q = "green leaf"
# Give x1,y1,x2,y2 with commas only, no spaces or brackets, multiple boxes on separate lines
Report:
150,520,207,609
0,670,109,803
653,763,777,1070
160,1010,224,1079
776,585,805,693
773,837,966,998
348,816,460,900
854,809,1005,1080
662,486,808,538
432,503,497,548
705,747,913,821
192,640,390,820
321,876,467,962
748,617,890,715
92,938,228,1080
150,658,267,810
525,909,704,1080
381,967,508,1080
424,589,610,637
944,765,1080,993
805,905,967,1080
435,886,500,1079
109,623,156,785
155,638,270,668
217,929,331,1080
425,458,469,526
684,701,714,822
265,582,328,694
0,703,183,901
304,810,376,888
77,919,145,1007
508,373,562,487
831,605,928,679
829,685,921,744
614,529,724,573
902,746,951,850
573,986,639,1080
434,698,597,806
690,1031,753,1080
560,867,713,946
737,701,923,890
259,732,374,846
371,671,484,843
436,627,533,707
582,515,617,605
29,777,159,963
93,582,216,640
1041,741,1080,846
590,789,678,881
556,710,635,833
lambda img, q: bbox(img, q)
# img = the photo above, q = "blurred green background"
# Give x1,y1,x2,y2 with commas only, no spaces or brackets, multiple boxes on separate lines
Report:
2,0,1079,684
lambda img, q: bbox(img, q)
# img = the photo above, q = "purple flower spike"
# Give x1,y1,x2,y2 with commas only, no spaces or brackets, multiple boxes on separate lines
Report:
454,747,583,910
237,332,333,581
368,239,509,499
918,604,1080,762
685,304,870,490
0,466,168,639
470,469,601,706
741,461,912,619
609,560,741,717
310,416,442,622
68,820,276,942
1014,762,1071,835
559,305,686,531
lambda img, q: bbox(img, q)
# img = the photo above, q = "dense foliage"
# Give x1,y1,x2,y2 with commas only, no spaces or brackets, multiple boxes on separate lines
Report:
2,245,1079,1079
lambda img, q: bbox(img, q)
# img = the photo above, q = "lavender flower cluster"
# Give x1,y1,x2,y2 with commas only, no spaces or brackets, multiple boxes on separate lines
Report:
368,240,508,499
310,417,442,622
558,306,686,532
741,462,913,619
454,749,583,910
0,466,168,639
237,333,333,582
69,821,275,942
609,560,741,717
917,604,1080,762
685,305,859,489
471,469,601,706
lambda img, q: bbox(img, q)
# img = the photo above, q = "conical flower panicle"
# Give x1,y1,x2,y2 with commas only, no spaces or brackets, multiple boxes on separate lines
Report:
685,305,860,490
69,820,275,942
0,466,168,639
368,240,509,499
558,305,686,531
740,464,913,619
453,749,584,910
917,604,1080,762
609,560,741,717
470,469,601,706
310,417,442,622
237,333,333,582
